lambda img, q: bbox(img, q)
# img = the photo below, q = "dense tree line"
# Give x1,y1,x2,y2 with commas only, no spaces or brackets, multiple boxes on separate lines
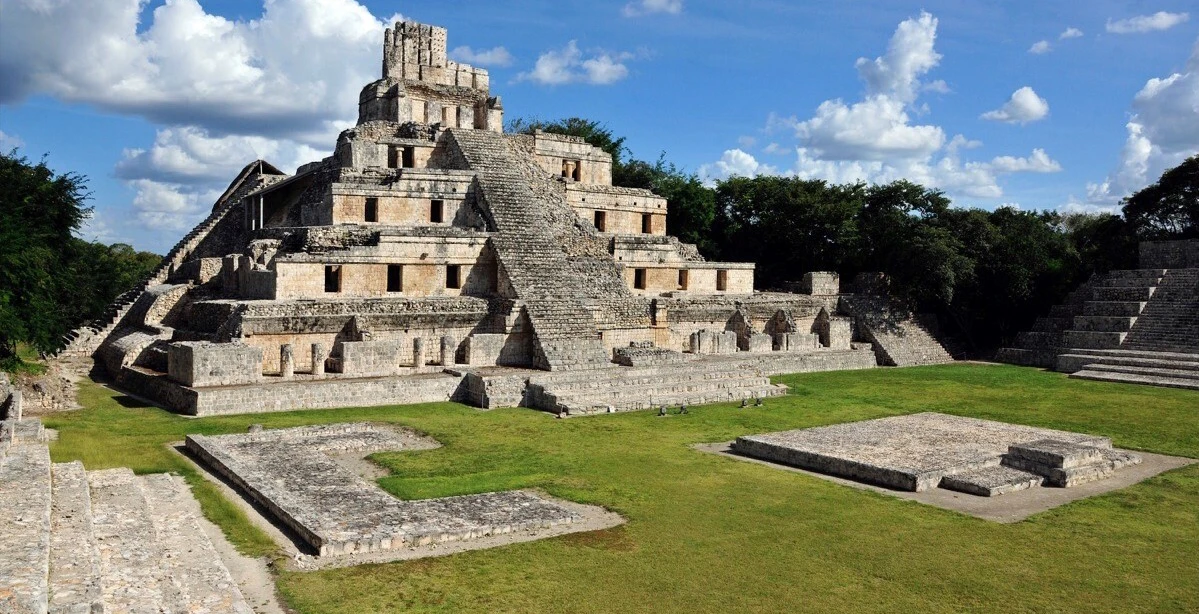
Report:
514,118,1197,354
0,151,161,368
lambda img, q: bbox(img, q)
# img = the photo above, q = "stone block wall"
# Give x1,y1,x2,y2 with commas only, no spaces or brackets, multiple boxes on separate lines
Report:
803,272,841,296
463,332,534,366
1140,240,1199,269
335,341,404,377
168,342,263,388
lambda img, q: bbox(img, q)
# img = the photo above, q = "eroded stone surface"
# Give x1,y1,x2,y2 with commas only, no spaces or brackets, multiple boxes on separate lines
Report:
186,423,582,556
732,413,1134,495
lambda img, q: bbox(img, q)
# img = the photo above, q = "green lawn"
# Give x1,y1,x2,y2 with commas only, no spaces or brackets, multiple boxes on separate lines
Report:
45,364,1199,613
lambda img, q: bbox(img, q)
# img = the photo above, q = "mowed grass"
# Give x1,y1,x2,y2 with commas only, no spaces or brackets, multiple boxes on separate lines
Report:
44,364,1199,613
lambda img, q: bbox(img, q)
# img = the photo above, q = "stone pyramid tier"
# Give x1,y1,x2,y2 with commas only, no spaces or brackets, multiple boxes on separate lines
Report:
0,419,252,614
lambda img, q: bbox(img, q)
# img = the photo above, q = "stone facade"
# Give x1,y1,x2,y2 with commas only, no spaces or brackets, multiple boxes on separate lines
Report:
76,18,956,416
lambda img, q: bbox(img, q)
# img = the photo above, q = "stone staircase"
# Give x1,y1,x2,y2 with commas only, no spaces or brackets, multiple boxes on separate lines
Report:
57,161,283,361
526,358,788,415
995,275,1109,367
1058,349,1199,391
449,129,619,371
842,297,953,367
0,419,252,613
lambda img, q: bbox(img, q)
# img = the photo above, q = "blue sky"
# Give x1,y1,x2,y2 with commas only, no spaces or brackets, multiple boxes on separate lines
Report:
2,0,1197,254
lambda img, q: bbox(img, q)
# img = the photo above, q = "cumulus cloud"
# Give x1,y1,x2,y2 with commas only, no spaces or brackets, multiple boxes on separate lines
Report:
981,87,1050,124
1029,40,1052,54
1106,12,1189,34
622,0,683,17
702,12,1063,201
450,46,514,67
1060,27,1084,39
1085,40,1199,205
517,41,637,85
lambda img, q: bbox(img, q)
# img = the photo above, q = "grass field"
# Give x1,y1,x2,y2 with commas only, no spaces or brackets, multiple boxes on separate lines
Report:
44,364,1199,613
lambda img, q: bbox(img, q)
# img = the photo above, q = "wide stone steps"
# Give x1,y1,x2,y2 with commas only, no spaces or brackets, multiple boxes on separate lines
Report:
1071,368,1199,391
1083,301,1146,317
0,423,251,614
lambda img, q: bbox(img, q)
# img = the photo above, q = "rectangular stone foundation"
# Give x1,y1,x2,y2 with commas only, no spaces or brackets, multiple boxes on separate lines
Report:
732,413,1112,492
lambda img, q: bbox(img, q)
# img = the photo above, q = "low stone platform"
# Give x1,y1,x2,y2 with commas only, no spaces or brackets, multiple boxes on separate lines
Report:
185,423,593,557
731,413,1141,495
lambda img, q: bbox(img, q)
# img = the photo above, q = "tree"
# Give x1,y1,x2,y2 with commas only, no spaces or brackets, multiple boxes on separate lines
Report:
0,151,91,362
506,117,628,167
1122,154,1199,239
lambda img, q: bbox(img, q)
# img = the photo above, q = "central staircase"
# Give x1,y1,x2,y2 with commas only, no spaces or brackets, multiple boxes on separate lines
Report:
0,419,252,613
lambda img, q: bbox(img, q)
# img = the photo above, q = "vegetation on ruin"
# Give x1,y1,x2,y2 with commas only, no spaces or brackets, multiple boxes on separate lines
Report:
44,365,1199,613
0,151,161,369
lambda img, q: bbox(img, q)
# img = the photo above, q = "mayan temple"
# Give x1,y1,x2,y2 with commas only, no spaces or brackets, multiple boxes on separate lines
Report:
57,21,954,417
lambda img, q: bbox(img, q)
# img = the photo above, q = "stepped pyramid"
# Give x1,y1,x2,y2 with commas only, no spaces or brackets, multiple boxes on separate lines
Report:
57,19,952,417
998,239,1199,390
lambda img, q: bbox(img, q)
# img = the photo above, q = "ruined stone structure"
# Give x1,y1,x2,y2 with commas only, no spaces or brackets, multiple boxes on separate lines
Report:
997,239,1199,391
60,20,953,417
733,413,1143,497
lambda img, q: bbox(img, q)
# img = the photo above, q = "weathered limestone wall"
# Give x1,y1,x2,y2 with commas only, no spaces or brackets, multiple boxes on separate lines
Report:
1140,240,1199,269
271,252,496,300
463,332,534,366
803,272,841,296
565,184,667,235
531,131,613,185
167,342,263,388
623,265,754,296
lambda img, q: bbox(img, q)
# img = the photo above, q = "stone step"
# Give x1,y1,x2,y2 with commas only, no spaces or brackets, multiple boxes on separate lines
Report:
939,465,1043,497
1061,330,1126,349
48,461,104,614
138,473,253,613
1002,447,1142,487
1083,301,1147,317
87,468,179,612
0,442,53,614
1105,269,1168,280
1093,286,1155,302
1098,277,1162,288
1072,315,1138,332
1061,348,1199,362
1079,362,1199,382
1056,352,1199,373
551,383,787,415
1070,369,1199,391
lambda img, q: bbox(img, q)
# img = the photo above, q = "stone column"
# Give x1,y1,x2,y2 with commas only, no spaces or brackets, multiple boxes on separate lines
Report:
280,344,295,379
413,338,426,369
311,343,326,376
440,335,456,366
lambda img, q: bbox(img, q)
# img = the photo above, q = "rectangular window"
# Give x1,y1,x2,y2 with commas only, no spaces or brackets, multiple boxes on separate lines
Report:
716,269,729,292
402,146,415,169
678,269,689,290
387,265,402,293
642,213,653,234
446,265,461,290
387,146,400,169
364,197,379,223
324,266,341,293
430,199,445,223
634,268,647,290
593,210,607,232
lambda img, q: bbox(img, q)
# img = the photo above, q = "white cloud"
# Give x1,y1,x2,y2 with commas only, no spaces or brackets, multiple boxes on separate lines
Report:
128,179,224,232
923,79,951,94
763,142,787,155
698,149,778,183
517,41,637,85
622,0,683,18
854,11,941,104
450,46,513,67
1085,40,1199,205
1029,40,1052,54
702,13,1063,201
0,130,24,150
737,136,757,149
1060,27,1084,39
1106,12,1189,34
981,87,1050,124
0,0,393,143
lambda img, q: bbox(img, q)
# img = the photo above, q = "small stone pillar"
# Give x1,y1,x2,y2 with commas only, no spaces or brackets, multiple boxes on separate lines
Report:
440,335,456,366
413,338,426,368
311,343,326,376
280,344,295,379
10,390,22,422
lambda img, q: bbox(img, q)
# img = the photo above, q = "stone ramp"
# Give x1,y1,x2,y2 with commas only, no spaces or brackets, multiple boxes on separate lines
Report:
186,423,583,557
0,439,52,614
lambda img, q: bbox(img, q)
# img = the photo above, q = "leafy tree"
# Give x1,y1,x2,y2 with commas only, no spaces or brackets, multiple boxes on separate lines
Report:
1122,154,1199,239
0,151,91,362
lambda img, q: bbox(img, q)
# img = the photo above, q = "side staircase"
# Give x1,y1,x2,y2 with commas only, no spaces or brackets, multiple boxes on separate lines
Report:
842,297,954,367
0,418,252,613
